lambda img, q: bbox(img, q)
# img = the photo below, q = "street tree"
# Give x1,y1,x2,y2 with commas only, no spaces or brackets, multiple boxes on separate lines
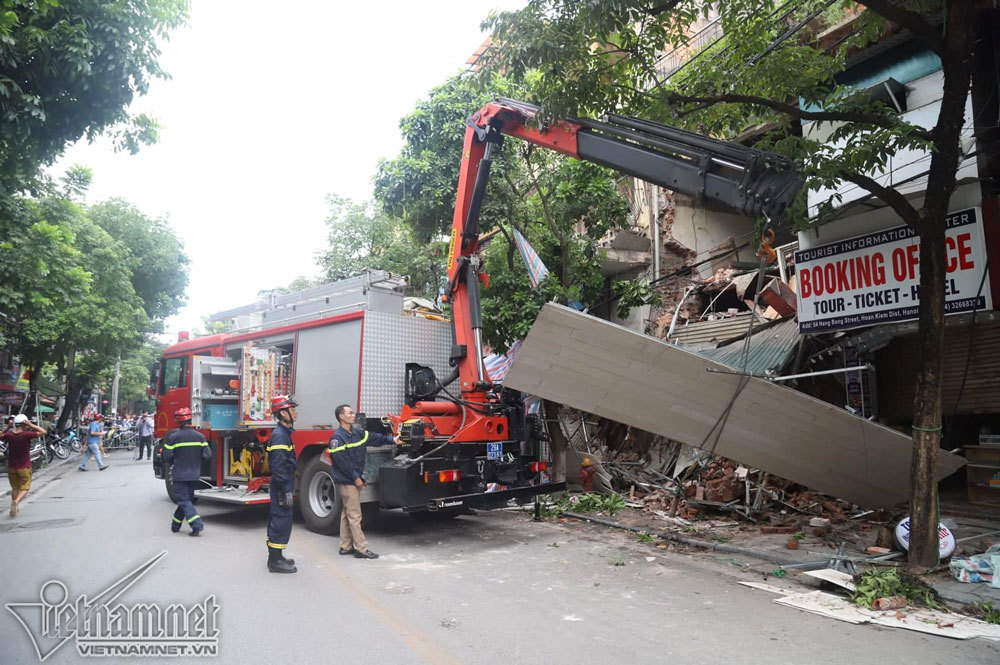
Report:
317,194,448,301
0,0,188,192
88,199,189,323
482,0,988,569
3,196,145,416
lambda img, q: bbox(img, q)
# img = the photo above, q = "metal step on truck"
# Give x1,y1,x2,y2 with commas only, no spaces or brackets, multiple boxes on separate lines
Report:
152,269,562,534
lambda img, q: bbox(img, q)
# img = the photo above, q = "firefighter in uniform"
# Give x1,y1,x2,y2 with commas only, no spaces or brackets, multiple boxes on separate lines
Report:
329,403,401,559
266,395,298,574
164,407,210,536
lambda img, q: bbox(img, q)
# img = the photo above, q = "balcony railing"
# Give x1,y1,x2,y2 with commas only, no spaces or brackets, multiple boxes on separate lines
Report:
652,16,724,82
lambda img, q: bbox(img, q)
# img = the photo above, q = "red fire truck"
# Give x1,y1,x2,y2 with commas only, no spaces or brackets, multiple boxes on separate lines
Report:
153,99,801,535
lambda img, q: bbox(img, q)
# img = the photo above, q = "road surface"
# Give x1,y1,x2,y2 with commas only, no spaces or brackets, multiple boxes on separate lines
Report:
1,456,997,664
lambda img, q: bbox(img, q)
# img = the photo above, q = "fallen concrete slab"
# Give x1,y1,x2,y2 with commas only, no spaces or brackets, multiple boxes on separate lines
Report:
504,303,965,508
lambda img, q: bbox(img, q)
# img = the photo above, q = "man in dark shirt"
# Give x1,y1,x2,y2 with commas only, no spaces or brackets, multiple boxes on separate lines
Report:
1,414,46,517
329,404,400,560
164,407,210,536
266,395,298,574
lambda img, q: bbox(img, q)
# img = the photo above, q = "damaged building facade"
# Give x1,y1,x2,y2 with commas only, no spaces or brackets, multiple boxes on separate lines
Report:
519,6,1000,515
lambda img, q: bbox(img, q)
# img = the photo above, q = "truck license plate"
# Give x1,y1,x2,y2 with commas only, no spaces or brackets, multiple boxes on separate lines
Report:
487,442,502,460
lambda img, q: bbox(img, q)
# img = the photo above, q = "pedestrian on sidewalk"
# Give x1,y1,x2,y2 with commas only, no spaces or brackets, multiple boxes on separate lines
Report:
328,404,400,560
2,414,46,516
136,411,154,460
265,395,298,574
79,414,108,471
164,407,209,536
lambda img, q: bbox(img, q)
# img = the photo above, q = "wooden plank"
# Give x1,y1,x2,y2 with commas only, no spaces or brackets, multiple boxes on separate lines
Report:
505,304,966,508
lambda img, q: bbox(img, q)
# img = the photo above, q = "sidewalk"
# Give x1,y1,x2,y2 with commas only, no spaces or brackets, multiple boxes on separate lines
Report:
561,509,1000,610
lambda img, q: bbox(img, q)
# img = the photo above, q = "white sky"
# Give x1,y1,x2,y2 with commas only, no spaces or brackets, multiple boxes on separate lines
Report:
53,0,524,340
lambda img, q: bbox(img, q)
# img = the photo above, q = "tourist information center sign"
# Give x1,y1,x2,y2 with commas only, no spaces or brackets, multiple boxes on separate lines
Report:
796,207,993,333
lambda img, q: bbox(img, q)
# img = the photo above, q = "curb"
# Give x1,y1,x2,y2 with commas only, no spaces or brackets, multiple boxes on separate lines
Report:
561,511,802,566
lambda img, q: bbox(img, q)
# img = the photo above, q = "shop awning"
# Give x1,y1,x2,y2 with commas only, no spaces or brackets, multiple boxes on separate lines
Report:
504,303,966,508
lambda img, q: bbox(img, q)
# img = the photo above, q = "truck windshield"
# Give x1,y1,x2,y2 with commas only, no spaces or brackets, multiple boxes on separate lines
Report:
159,357,187,394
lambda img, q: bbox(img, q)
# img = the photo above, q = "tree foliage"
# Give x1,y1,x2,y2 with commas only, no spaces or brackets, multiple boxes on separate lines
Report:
317,194,447,300
87,199,188,323
374,74,631,350
483,0,939,225
0,0,189,192
0,179,188,426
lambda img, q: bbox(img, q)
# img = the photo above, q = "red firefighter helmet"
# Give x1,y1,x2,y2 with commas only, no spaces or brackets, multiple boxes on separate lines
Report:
271,395,298,413
174,407,193,423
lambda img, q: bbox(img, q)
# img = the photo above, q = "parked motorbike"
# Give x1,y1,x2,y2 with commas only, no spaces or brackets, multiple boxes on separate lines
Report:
44,432,71,460
48,426,81,456
30,438,45,470
62,426,82,453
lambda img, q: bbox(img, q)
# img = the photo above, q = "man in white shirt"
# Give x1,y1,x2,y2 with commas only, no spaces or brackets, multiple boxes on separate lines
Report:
137,411,155,461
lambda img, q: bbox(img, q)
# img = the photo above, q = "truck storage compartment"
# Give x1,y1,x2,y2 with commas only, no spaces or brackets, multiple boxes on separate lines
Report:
190,356,239,430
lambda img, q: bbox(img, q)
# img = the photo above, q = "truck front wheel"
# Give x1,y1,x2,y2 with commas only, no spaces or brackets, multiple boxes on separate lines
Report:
164,464,177,503
300,455,342,535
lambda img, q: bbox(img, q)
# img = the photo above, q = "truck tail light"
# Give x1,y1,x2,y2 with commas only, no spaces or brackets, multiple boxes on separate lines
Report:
438,470,460,483
529,461,548,472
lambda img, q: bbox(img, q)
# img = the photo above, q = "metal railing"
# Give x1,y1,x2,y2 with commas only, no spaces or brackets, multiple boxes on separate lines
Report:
652,16,724,82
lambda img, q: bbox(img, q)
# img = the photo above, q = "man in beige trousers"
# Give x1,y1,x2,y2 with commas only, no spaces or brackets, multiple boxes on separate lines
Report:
328,404,400,559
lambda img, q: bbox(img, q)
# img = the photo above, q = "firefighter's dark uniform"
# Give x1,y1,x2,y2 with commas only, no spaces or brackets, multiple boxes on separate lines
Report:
329,425,394,553
266,422,297,556
164,426,210,533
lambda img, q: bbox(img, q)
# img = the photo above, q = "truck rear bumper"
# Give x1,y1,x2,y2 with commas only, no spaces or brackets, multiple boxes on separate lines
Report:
194,487,270,505
410,481,567,513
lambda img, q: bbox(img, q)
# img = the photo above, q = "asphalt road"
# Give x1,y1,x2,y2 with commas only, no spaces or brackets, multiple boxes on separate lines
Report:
1,455,998,665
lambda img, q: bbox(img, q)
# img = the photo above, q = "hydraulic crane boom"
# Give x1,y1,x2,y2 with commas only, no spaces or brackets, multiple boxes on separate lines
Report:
394,98,803,445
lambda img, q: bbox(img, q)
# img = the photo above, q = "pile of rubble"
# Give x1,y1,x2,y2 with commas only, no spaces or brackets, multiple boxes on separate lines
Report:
599,450,856,527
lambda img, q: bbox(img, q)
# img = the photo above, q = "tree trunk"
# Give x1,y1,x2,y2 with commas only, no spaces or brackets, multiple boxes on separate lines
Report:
26,363,39,419
543,398,568,482
56,347,77,433
58,382,83,433
559,241,569,286
907,229,947,570
905,0,974,571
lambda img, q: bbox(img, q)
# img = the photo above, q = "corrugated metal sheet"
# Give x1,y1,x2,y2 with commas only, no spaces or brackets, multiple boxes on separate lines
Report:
699,318,800,375
504,303,965,508
669,312,763,346
879,320,1000,420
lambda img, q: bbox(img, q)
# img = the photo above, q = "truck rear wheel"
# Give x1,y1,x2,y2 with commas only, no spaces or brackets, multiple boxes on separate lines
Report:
300,455,342,535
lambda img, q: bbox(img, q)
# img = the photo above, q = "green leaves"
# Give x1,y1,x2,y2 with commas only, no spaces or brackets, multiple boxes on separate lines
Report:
372,73,632,349
1,0,188,192
317,194,447,301
611,279,661,320
849,568,944,611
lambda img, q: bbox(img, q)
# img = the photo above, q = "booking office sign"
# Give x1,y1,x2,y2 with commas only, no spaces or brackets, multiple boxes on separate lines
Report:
796,207,993,333
6,552,220,660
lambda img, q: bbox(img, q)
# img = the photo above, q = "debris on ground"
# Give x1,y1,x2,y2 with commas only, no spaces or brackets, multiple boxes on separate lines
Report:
950,544,1000,586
